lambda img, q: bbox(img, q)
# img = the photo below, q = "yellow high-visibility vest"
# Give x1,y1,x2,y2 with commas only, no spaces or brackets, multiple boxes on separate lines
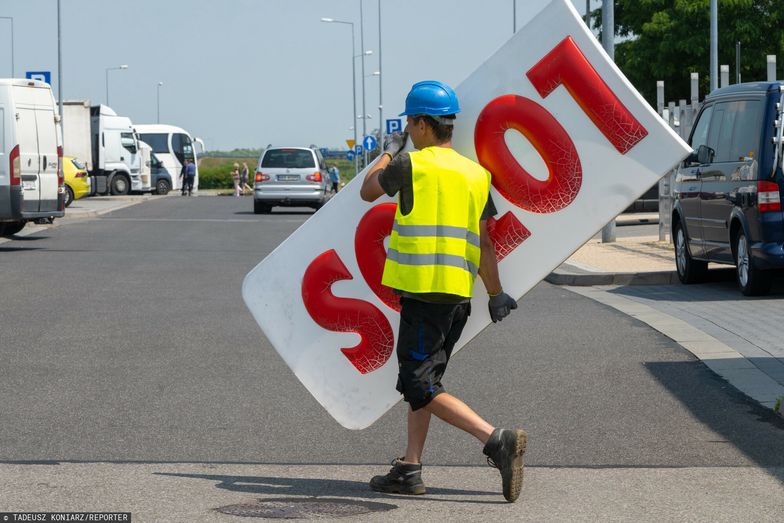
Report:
382,146,491,298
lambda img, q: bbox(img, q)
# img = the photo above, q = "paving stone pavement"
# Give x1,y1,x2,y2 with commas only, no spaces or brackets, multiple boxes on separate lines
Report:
550,221,784,413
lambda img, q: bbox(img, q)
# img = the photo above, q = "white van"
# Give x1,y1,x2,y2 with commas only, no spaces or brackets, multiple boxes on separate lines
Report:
136,124,205,192
0,79,64,236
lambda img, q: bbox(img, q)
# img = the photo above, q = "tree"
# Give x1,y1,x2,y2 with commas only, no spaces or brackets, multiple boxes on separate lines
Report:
594,1,784,106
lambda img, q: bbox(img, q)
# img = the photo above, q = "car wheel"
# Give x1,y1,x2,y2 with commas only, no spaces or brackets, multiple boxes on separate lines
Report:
734,230,772,296
110,174,130,195
254,201,271,214
63,185,74,207
0,220,26,237
674,222,707,284
155,179,171,195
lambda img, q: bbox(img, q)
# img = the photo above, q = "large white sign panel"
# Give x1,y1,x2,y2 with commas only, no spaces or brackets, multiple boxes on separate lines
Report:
243,0,691,429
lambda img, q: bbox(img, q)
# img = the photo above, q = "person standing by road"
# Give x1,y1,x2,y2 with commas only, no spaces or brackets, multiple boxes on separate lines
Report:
359,80,525,503
231,163,241,198
179,160,188,196
181,159,196,196
328,163,340,193
240,162,251,195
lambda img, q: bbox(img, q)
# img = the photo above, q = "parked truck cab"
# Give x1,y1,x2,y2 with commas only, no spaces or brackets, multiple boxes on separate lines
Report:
0,79,64,236
91,105,143,195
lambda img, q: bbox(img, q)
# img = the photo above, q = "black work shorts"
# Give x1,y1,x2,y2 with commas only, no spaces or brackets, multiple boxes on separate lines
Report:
395,297,471,411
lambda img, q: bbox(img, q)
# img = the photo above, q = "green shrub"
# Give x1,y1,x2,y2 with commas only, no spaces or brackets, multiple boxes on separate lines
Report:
197,157,256,189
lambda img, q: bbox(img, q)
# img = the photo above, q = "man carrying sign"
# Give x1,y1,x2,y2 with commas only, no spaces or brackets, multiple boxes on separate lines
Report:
360,80,526,503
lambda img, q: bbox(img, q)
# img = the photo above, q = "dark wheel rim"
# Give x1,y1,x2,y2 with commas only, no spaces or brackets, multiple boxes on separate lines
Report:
737,234,749,287
157,181,168,194
64,187,73,207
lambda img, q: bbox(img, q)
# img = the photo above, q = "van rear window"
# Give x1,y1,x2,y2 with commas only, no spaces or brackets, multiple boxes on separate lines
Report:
262,149,316,169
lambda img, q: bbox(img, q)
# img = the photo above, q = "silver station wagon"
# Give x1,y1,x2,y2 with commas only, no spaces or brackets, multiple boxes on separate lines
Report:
253,146,332,214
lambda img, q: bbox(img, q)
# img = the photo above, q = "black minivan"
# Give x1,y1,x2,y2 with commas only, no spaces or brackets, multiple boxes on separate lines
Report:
673,81,784,296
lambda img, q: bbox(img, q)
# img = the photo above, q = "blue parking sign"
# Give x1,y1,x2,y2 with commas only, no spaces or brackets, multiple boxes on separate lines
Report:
347,151,355,161
26,71,51,85
363,135,378,152
354,144,363,155
386,119,402,134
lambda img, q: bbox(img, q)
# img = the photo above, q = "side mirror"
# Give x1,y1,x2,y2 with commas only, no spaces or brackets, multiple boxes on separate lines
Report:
697,144,714,164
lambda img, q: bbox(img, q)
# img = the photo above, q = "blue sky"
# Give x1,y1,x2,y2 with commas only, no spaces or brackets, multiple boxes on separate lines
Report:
0,0,598,150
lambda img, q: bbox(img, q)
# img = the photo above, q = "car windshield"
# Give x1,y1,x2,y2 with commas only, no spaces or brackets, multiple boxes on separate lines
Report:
262,149,316,169
71,158,86,170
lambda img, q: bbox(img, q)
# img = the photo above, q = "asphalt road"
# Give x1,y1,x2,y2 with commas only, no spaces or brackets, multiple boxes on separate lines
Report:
1,195,781,468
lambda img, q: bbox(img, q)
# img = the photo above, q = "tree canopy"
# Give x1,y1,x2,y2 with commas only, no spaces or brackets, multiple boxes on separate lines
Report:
597,1,784,106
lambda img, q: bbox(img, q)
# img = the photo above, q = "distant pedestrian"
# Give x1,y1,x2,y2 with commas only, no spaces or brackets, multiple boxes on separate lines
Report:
240,162,251,195
179,161,188,196
328,164,340,193
231,163,241,198
183,159,196,196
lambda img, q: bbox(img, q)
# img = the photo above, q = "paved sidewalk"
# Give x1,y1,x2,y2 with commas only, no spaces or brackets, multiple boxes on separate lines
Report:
546,214,784,415
548,213,675,286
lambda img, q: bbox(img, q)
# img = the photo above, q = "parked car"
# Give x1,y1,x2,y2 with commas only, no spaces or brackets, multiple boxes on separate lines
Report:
253,145,332,214
672,81,784,296
63,156,90,207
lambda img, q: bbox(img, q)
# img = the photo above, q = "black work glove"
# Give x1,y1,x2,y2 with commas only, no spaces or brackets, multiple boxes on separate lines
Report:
383,132,408,159
488,292,517,323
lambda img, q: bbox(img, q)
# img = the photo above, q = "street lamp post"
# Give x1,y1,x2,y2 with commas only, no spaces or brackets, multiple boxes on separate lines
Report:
105,65,128,106
359,0,368,166
355,50,373,167
601,0,616,243
156,82,163,123
710,0,718,92
369,70,382,145
57,1,62,126
377,0,383,147
321,17,359,176
0,16,14,77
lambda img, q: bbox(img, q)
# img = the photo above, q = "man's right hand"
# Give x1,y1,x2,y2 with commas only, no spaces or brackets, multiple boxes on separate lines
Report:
383,132,408,159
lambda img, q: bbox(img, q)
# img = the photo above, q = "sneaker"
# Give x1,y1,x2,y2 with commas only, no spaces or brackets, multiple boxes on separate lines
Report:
369,458,426,495
483,428,527,502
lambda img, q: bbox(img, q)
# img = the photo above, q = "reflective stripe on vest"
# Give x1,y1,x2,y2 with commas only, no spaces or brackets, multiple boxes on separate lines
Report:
381,146,490,297
392,222,481,249
387,248,479,277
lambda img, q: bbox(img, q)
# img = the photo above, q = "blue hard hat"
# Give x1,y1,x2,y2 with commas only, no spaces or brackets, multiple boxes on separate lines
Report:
399,80,460,117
